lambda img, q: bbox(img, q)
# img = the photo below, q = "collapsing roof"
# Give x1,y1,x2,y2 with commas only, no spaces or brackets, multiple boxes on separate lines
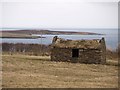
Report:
51,36,106,64
52,36,104,49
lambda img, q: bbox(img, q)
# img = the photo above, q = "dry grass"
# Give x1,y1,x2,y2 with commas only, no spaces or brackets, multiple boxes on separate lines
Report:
2,54,118,88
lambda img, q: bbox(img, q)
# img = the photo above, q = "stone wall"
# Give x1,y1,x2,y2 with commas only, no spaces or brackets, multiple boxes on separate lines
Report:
77,49,103,64
51,47,72,62
51,47,106,64
99,37,106,64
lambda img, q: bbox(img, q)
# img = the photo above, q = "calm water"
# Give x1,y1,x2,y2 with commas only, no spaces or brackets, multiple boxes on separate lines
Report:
1,29,118,51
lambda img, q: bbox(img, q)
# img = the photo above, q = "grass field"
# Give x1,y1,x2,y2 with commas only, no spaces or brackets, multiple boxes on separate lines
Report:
2,54,118,88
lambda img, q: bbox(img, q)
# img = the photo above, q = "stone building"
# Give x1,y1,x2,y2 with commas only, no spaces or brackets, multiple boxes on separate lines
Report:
51,36,106,64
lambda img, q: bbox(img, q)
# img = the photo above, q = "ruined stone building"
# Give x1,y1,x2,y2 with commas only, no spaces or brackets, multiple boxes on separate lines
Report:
51,36,106,64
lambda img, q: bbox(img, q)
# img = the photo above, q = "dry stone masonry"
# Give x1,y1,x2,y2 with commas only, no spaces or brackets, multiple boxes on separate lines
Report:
51,36,106,64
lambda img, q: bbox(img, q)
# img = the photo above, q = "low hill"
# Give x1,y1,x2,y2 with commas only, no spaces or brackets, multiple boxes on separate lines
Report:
1,29,102,35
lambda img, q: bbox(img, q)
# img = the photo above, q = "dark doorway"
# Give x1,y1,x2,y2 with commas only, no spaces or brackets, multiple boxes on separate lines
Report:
72,49,79,57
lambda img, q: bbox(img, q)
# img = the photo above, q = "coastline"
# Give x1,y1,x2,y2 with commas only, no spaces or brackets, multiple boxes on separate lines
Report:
0,36,45,39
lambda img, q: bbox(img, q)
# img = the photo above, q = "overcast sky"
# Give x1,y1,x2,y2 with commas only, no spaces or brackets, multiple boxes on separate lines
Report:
0,0,118,29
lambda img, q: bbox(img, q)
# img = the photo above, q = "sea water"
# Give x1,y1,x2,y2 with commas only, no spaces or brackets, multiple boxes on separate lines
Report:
1,29,118,51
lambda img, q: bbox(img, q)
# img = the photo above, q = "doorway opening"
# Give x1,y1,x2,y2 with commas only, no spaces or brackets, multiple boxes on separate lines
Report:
72,49,79,57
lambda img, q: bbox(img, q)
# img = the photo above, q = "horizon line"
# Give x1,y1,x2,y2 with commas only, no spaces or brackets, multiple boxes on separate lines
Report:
0,27,118,30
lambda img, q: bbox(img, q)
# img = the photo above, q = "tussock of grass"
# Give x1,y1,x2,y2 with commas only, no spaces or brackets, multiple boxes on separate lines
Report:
106,59,118,66
2,54,118,88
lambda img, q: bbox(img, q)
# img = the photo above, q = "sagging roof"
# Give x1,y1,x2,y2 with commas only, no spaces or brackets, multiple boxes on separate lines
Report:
52,36,103,49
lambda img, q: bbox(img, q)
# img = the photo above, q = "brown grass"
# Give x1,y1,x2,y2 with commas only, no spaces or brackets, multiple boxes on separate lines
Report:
2,54,118,88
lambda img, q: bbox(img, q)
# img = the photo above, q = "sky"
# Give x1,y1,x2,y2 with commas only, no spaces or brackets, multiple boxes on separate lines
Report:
0,0,119,29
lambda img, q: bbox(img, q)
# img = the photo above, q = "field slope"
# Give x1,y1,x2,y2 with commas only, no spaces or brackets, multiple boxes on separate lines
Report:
2,54,118,88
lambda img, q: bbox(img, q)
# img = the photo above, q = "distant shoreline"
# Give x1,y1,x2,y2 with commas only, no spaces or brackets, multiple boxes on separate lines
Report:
0,36,45,39
1,29,104,35
0,29,105,39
